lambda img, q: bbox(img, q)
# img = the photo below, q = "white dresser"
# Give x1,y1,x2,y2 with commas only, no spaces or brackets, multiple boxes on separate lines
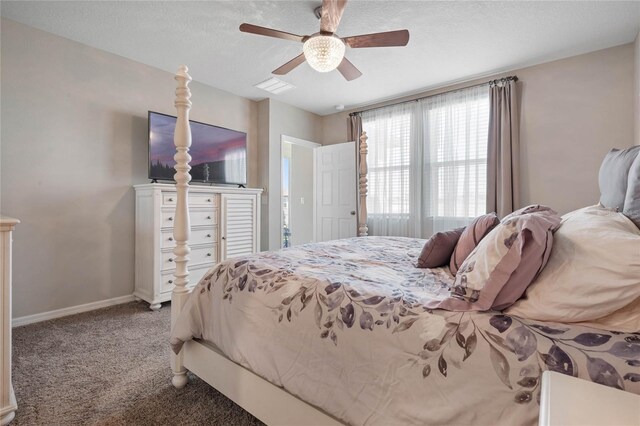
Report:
1,216,19,425
134,184,262,310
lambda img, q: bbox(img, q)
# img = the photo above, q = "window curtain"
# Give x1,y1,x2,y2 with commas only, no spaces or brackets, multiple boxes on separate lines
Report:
487,79,520,218
362,85,490,238
362,103,422,237
421,85,490,235
348,114,362,143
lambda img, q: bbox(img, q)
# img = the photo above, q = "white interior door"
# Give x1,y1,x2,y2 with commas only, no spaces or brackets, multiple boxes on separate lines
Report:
315,142,357,242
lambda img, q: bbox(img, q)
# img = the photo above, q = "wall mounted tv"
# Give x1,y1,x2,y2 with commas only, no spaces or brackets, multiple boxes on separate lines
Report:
148,111,247,185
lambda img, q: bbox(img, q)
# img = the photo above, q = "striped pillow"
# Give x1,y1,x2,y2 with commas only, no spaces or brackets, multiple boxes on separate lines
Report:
449,213,499,276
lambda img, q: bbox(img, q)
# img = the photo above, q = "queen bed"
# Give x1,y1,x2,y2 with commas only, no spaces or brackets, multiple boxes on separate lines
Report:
167,66,640,425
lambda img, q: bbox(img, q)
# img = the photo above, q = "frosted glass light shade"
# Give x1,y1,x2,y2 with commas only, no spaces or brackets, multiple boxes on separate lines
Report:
303,35,345,72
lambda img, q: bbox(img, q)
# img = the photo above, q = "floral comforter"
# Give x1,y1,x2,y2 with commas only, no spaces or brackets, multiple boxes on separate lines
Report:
170,236,640,425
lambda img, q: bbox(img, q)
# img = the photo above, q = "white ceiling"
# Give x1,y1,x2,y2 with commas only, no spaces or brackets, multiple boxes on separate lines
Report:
2,1,639,116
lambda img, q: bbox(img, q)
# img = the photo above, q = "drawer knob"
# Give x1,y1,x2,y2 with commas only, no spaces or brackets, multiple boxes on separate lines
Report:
206,253,212,257
168,217,174,221
221,236,226,240
168,279,173,284
168,237,173,241
206,234,211,238
168,198,174,202
207,216,212,220
168,258,174,262
207,198,212,202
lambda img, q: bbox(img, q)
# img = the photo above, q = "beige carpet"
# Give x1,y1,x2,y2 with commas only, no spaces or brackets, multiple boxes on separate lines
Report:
12,301,263,425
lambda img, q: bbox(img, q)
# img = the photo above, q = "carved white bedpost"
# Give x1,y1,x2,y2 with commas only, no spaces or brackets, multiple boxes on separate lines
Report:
358,131,368,237
171,65,192,389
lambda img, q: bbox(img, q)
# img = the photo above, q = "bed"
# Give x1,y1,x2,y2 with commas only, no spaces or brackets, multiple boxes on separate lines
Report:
168,66,640,425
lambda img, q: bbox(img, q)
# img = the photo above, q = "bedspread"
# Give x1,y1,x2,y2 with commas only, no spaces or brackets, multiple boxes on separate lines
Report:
171,236,640,425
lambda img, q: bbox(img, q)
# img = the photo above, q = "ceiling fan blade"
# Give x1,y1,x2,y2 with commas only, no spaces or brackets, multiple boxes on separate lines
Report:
337,57,362,81
272,53,306,75
320,0,348,34
343,29,410,48
239,23,304,43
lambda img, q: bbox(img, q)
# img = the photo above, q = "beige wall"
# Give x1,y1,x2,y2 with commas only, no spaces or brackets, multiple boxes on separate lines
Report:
1,19,260,318
322,44,635,214
635,31,640,145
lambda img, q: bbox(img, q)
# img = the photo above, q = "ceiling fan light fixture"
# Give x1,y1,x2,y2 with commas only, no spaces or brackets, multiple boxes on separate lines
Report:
303,35,345,73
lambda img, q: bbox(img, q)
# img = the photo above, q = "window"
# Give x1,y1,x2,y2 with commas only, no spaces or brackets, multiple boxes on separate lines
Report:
364,108,413,215
424,90,490,219
361,85,490,237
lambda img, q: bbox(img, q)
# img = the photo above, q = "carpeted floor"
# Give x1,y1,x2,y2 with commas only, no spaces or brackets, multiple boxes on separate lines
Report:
12,301,264,425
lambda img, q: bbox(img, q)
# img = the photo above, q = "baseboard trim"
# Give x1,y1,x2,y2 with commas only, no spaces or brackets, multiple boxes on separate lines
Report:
12,294,136,327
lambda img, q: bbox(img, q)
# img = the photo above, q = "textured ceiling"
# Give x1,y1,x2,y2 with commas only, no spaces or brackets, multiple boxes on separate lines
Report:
2,1,639,115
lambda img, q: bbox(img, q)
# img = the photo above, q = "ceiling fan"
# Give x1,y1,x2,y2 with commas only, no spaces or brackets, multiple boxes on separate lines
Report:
239,0,410,81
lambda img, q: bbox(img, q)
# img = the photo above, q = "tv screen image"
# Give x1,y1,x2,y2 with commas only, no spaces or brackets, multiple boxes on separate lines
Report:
148,111,247,185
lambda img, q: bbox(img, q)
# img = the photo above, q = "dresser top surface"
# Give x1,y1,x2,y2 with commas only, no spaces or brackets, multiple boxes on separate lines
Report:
134,183,262,194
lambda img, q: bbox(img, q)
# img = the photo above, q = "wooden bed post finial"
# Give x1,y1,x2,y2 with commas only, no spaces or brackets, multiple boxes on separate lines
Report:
171,64,192,389
358,131,368,237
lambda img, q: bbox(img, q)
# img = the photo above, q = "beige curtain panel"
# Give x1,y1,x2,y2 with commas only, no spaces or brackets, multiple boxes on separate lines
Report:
348,114,362,143
487,78,520,218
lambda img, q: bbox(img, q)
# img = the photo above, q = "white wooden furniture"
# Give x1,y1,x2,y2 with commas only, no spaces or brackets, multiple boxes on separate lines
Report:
134,183,261,310
168,66,367,424
539,371,640,426
1,216,19,425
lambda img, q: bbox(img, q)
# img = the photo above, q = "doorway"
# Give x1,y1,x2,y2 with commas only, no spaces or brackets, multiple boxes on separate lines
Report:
281,137,320,248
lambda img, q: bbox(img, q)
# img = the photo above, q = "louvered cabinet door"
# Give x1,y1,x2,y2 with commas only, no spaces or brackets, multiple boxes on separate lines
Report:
220,193,259,260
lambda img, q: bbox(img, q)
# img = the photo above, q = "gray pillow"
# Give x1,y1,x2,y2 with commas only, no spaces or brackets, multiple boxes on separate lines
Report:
598,146,640,211
624,151,640,228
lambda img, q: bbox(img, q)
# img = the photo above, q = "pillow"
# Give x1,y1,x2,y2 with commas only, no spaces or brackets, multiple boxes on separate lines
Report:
598,146,640,211
436,205,560,312
505,205,640,333
623,152,640,228
416,228,464,268
449,213,499,275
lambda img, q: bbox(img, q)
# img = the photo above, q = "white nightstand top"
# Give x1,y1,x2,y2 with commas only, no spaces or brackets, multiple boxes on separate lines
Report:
539,371,640,426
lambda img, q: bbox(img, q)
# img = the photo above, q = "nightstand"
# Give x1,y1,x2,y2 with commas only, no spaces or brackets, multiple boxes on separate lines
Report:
539,371,640,426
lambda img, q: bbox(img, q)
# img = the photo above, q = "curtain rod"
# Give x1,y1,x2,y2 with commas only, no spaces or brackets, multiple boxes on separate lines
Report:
349,75,518,117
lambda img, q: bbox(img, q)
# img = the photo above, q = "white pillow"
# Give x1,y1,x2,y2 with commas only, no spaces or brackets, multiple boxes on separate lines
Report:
505,205,640,332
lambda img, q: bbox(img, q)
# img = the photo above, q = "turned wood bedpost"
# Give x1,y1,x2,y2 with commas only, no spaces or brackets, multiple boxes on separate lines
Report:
358,131,368,237
171,65,192,389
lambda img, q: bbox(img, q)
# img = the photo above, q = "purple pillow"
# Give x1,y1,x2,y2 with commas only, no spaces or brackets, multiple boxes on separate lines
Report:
434,205,561,312
416,228,464,268
449,213,499,276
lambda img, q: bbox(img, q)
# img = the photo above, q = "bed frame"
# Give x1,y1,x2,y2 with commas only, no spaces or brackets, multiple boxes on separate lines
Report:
169,66,368,425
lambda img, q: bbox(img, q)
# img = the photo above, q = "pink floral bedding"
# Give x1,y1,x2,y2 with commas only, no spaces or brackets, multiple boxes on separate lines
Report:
171,236,640,425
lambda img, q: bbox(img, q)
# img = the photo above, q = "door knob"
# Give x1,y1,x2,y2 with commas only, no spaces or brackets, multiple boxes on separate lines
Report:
350,211,356,216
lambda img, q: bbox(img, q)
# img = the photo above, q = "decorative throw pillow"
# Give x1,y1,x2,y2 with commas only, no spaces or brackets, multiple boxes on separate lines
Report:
623,152,640,229
449,213,499,276
437,205,560,312
598,146,640,211
506,205,640,333
416,227,464,268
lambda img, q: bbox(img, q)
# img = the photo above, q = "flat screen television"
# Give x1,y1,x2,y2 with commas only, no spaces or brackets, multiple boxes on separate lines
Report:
148,111,247,185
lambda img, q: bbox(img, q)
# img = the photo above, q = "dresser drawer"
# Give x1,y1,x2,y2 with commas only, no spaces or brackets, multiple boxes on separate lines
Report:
190,193,218,206
162,193,178,206
162,192,218,207
161,245,217,270
160,227,217,249
161,265,212,293
161,208,217,229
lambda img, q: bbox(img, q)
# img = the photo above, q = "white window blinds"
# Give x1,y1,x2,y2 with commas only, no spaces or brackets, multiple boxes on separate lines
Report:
362,84,490,238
